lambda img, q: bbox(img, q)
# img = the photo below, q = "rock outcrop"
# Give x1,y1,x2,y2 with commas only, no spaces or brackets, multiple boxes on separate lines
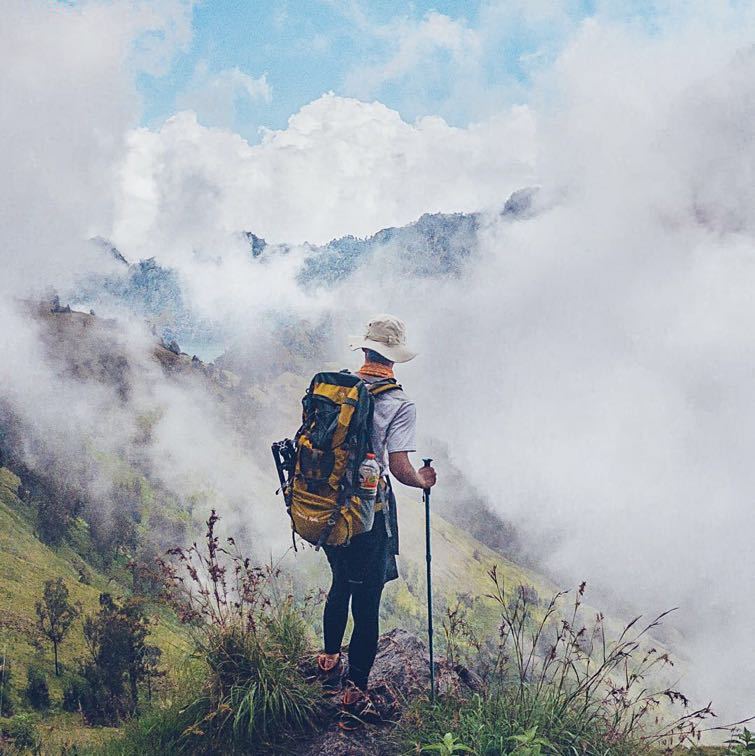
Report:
303,628,482,756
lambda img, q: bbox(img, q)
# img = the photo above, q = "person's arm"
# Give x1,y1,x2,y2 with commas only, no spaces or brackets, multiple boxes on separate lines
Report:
389,451,436,489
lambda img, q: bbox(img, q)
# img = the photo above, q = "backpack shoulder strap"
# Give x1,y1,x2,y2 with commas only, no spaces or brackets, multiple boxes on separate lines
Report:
366,379,402,397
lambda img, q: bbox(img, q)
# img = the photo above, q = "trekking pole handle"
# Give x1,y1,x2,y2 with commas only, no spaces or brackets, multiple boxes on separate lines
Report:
422,458,433,494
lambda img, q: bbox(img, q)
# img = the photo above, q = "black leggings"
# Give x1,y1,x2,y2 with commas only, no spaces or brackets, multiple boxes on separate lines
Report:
323,575,383,689
323,511,389,690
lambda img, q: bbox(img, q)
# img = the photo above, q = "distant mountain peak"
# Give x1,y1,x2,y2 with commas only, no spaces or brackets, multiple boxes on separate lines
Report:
79,187,540,341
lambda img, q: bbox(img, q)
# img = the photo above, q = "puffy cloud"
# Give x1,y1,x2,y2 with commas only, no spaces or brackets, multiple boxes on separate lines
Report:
333,1,584,124
113,93,536,253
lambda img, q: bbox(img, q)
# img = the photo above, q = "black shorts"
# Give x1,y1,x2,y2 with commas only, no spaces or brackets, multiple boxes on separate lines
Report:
324,510,396,588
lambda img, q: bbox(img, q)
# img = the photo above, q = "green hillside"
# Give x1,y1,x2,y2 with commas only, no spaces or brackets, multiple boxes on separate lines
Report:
0,466,191,751
0,454,562,752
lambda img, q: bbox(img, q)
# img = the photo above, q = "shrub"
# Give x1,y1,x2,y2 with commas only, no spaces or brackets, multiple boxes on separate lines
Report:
155,510,325,752
2,713,41,752
25,665,50,710
94,701,206,755
35,577,81,676
71,556,92,585
205,617,320,743
726,727,755,754
422,731,475,755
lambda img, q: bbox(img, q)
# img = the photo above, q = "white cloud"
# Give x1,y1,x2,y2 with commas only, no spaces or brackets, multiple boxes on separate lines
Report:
392,13,755,720
113,93,536,253
126,0,195,76
344,11,481,97
176,62,272,130
0,0,287,557
0,0,194,296
337,8,500,125
334,1,585,124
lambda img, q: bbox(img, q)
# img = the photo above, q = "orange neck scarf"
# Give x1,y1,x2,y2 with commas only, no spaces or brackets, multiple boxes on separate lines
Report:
358,361,395,380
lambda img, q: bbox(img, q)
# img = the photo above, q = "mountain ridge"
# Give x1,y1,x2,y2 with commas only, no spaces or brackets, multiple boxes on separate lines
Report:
74,187,539,347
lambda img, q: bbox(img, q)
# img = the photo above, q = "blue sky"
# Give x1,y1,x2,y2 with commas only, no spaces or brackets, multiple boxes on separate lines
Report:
138,0,605,142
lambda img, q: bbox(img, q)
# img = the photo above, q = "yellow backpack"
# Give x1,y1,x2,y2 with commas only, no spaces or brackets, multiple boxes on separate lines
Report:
272,371,399,548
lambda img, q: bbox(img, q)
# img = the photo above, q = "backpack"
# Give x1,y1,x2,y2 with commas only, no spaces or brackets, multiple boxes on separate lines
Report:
272,370,400,549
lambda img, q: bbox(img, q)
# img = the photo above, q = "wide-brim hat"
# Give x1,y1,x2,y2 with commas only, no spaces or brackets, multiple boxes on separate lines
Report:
349,314,417,363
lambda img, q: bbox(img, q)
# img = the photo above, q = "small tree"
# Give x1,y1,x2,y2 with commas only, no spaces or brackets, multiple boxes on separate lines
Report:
80,592,155,723
36,577,81,675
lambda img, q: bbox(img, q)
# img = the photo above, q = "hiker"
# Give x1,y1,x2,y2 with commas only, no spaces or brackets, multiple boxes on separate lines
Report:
316,315,437,717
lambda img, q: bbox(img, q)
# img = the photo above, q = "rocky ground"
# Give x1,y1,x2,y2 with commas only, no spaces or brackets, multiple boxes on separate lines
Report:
302,628,482,756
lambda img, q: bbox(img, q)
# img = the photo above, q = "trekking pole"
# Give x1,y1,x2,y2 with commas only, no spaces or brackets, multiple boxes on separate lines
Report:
422,458,435,703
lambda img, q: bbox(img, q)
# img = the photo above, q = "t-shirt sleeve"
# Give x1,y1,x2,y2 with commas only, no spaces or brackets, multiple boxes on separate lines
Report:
386,401,417,454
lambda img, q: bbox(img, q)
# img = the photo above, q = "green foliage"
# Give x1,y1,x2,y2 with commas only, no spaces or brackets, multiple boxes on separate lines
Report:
422,731,476,754
70,556,93,585
35,577,81,676
62,673,88,713
0,656,17,717
14,461,85,548
404,691,630,756
78,593,158,725
1,713,41,752
399,570,715,755
89,507,138,569
89,698,208,756
726,727,755,754
208,621,320,744
508,726,554,755
25,665,50,711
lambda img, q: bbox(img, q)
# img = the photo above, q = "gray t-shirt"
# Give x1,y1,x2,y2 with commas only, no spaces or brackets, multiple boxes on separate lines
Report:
360,375,417,474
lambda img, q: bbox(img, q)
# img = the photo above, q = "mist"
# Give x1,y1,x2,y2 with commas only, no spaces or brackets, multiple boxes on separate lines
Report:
0,0,285,552
2,0,754,725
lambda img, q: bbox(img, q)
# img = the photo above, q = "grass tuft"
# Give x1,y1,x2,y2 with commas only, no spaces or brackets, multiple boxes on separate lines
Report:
396,568,718,755
102,510,326,754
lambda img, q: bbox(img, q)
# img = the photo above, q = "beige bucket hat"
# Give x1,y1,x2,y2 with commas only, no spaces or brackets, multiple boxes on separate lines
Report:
349,314,417,363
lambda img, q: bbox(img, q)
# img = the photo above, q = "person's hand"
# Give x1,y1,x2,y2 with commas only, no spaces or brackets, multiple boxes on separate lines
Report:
417,465,437,489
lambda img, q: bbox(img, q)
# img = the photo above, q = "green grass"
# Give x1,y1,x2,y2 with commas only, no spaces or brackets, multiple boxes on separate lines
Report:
0,466,191,749
397,690,642,755
27,711,119,753
397,697,730,755
392,568,716,756
98,533,327,756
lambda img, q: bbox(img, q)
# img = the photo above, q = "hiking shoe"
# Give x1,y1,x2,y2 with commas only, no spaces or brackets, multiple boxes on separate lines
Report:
316,652,344,693
337,683,383,727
